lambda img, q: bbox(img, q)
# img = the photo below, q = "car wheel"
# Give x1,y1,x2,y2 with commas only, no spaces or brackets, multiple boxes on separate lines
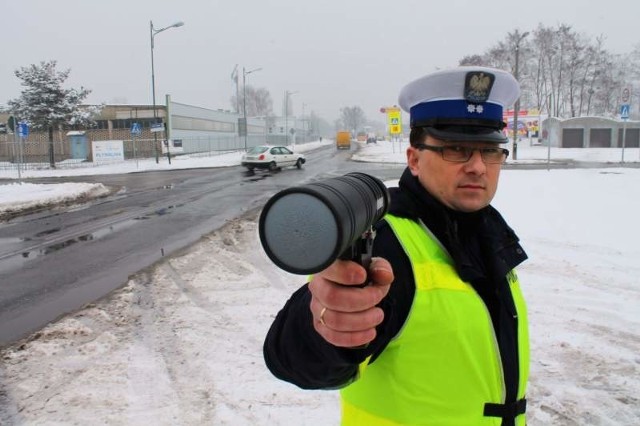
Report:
268,161,278,172
296,158,303,169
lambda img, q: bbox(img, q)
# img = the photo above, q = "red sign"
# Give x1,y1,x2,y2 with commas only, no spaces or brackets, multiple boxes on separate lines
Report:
503,109,528,117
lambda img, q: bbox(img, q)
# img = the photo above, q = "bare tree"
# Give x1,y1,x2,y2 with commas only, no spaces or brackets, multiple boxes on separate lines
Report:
627,43,640,119
252,87,273,117
564,32,587,117
459,54,486,66
230,86,273,117
457,23,640,119
529,24,576,117
339,106,366,135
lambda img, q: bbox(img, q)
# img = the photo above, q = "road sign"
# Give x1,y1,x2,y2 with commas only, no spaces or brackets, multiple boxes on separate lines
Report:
17,122,29,138
130,122,142,136
621,87,630,103
150,122,165,133
620,104,630,120
387,110,402,135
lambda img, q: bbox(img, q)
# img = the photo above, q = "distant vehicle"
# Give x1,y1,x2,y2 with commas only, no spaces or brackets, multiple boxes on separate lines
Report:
241,145,305,172
336,131,351,150
356,131,367,142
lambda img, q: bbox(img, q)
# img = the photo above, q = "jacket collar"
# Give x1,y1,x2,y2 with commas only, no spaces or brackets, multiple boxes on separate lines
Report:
388,168,527,281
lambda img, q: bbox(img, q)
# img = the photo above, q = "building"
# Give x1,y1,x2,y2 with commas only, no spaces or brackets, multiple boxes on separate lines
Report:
540,117,640,148
0,97,310,167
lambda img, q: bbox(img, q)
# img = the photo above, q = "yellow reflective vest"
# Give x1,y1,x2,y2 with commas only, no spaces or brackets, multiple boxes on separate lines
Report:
340,214,529,425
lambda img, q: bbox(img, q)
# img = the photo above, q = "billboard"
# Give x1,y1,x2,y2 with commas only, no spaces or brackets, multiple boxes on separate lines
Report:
92,140,124,163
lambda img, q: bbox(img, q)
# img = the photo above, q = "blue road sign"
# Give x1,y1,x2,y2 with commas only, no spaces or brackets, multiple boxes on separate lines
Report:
131,122,142,136
620,104,630,119
17,122,29,138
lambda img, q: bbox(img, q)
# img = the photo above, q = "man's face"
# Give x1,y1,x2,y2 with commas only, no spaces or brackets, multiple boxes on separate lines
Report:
406,135,503,212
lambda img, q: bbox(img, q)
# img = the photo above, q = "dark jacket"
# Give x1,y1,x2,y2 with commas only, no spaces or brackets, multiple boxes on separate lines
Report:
263,167,528,399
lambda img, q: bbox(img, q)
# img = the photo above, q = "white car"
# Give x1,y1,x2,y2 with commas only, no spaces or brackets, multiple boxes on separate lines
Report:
241,145,306,172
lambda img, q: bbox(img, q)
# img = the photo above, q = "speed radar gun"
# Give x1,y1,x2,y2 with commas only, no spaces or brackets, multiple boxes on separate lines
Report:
258,172,390,276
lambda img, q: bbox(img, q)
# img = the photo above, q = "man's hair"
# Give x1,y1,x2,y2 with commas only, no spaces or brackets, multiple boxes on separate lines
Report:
409,127,428,147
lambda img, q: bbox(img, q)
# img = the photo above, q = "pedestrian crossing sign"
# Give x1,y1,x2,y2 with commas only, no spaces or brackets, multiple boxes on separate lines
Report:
131,122,142,136
387,110,402,134
620,104,630,120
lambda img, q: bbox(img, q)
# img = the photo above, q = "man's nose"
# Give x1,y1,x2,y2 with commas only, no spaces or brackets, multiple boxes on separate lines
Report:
463,149,486,173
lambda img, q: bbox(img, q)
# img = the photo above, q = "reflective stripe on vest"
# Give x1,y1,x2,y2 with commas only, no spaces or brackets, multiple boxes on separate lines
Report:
340,214,529,426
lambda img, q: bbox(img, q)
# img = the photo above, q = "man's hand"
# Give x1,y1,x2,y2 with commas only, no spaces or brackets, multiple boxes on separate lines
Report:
308,257,394,348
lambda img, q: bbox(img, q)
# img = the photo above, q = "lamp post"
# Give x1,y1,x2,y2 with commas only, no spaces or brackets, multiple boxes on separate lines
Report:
150,20,184,164
302,102,307,142
243,66,262,150
284,90,298,145
512,30,529,161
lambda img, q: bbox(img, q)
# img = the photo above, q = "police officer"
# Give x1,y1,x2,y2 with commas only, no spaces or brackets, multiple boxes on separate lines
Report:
264,66,529,426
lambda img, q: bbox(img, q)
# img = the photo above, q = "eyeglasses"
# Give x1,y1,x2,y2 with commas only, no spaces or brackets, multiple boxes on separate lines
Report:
415,144,509,164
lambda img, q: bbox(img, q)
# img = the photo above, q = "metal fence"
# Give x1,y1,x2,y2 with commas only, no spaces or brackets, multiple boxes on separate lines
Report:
0,139,158,171
0,133,319,172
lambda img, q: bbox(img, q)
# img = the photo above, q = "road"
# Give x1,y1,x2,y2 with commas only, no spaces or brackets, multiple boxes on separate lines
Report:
0,145,404,345
5,142,631,346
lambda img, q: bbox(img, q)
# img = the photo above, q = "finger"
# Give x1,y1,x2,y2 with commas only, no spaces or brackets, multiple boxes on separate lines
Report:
309,278,382,313
310,297,327,325
313,321,378,348
325,307,385,332
366,257,394,296
309,258,394,313
311,297,384,332
319,259,367,287
369,257,394,284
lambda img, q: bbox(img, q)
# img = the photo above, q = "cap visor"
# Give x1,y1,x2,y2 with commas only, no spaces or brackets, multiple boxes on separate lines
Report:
425,126,508,143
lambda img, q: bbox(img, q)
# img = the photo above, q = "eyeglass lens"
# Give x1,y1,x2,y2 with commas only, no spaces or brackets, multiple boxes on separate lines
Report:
443,147,507,164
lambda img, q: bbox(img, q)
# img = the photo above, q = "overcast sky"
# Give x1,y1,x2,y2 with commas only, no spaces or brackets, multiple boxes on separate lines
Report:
2,0,638,123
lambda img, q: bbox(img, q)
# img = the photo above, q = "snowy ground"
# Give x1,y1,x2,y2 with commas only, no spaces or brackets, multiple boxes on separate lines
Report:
1,141,640,425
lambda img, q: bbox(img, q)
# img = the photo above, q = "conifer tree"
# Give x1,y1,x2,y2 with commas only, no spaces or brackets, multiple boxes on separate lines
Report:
8,60,97,168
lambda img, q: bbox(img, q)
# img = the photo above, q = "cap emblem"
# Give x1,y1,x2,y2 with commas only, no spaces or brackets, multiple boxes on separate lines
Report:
467,104,484,114
464,72,495,103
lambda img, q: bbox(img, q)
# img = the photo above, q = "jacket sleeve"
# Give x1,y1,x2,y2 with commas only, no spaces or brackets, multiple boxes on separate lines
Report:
262,284,363,389
262,222,415,389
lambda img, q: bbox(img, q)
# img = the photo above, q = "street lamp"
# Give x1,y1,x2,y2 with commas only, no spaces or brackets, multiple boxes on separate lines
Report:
243,66,262,150
150,20,184,164
284,90,298,145
302,102,307,142
512,30,529,161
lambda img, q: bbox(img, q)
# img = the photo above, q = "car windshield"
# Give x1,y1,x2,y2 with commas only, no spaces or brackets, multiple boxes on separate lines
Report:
247,146,270,154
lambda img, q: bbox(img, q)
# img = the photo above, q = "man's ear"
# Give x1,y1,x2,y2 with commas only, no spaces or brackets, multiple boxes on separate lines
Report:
407,146,420,176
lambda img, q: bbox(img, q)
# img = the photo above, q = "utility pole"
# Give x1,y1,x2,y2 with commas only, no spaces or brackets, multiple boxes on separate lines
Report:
242,66,262,150
150,20,184,163
284,90,297,145
512,30,529,161
231,64,239,114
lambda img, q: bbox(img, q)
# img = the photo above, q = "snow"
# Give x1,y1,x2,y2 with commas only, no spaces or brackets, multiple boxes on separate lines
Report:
1,140,640,425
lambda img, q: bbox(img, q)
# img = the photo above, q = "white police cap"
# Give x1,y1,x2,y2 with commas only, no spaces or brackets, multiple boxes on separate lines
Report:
398,66,520,143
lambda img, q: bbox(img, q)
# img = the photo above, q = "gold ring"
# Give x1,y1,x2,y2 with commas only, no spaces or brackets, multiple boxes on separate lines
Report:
319,306,327,325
